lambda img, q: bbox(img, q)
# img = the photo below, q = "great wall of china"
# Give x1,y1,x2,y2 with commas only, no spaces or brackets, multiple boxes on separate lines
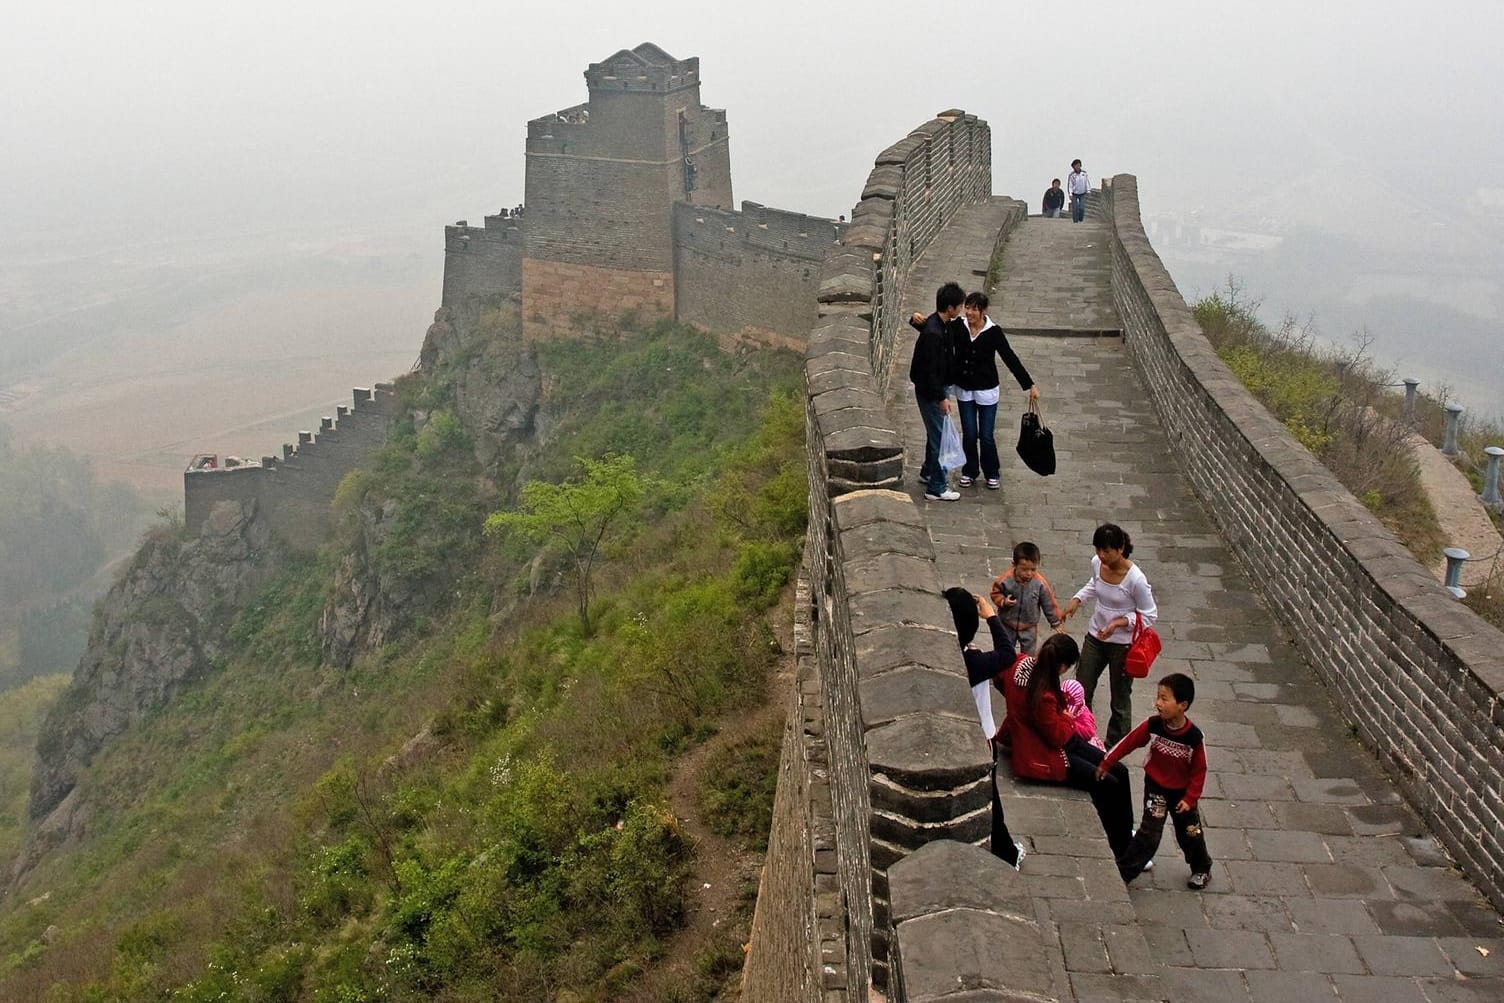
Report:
177,44,1504,1001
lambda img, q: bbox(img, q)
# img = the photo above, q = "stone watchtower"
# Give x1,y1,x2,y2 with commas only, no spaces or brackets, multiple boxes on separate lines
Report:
521,42,733,338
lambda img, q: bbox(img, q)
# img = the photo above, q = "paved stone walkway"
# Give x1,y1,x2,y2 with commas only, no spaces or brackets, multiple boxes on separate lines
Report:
1405,427,1503,583
993,214,1121,336
889,210,1504,1002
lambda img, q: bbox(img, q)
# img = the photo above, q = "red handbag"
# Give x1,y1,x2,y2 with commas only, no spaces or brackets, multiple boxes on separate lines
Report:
1124,615,1162,679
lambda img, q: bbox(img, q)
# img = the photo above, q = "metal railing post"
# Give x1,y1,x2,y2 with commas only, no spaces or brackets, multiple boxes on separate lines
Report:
1443,547,1470,599
1402,378,1419,422
1442,403,1465,457
1482,446,1504,511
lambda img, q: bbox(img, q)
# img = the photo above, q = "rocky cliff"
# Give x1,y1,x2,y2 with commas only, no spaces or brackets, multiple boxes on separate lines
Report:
21,499,283,874
18,301,542,883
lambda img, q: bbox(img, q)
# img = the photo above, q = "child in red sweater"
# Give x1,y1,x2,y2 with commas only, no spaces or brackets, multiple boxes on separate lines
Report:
1096,672,1213,888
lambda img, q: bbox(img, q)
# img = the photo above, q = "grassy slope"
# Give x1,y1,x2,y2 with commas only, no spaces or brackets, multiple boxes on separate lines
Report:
0,675,70,866
0,317,804,1002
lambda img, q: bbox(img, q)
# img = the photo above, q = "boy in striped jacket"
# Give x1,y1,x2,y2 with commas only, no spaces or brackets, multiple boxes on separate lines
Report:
989,541,1065,656
1096,672,1214,889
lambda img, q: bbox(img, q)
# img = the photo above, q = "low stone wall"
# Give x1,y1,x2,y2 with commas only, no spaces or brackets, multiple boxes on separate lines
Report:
1104,173,1504,912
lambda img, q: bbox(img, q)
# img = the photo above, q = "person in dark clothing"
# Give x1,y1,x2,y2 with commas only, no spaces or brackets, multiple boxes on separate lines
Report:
909,282,964,501
1043,179,1066,218
944,587,1026,869
950,292,1037,490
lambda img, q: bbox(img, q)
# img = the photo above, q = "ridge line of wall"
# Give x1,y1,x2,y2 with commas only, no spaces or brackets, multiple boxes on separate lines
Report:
1104,173,1504,912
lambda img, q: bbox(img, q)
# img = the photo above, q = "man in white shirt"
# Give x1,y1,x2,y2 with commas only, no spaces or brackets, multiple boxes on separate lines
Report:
1067,159,1090,223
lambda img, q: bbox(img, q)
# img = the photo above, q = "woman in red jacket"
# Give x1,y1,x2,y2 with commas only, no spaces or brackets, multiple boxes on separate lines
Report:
1001,633,1135,857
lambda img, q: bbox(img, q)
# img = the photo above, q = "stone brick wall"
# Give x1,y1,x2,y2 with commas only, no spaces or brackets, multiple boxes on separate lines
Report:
1103,173,1504,913
520,258,674,340
441,215,523,309
673,202,841,348
746,109,1001,999
183,384,400,551
742,576,841,1000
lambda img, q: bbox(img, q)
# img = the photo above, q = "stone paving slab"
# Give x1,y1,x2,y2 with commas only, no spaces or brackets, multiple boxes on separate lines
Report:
993,216,1121,336
883,207,1504,1001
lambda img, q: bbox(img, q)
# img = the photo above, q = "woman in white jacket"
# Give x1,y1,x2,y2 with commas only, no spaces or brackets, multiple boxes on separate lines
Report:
1061,523,1158,747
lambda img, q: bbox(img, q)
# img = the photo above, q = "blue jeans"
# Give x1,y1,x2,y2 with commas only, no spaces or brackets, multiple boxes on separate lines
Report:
1044,208,1061,218
916,392,949,495
1070,193,1085,222
955,397,999,480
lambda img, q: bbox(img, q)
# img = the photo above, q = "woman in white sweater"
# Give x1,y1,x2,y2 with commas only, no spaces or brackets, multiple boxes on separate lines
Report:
1061,523,1158,747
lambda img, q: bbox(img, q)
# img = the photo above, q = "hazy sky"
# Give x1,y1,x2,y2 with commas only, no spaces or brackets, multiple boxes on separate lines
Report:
6,1,1502,233
2,1,1501,419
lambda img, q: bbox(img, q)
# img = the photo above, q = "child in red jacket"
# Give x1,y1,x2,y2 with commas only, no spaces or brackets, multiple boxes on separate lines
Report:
1096,672,1213,888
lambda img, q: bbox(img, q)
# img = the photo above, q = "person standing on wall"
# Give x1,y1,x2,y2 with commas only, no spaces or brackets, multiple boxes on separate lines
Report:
951,291,1038,491
1067,160,1090,222
1061,523,1159,747
909,282,964,502
1042,179,1066,218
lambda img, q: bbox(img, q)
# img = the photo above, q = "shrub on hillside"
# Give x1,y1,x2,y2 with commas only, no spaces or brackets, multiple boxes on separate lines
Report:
1194,284,1445,561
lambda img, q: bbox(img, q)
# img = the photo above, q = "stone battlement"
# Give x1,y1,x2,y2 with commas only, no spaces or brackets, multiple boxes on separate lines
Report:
582,43,700,94
183,384,400,551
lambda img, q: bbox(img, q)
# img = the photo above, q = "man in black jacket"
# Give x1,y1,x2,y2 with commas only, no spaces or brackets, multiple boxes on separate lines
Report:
910,281,965,501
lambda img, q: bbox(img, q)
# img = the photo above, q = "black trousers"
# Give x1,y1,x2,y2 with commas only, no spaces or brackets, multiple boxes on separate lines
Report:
990,749,1021,866
1059,735,1134,857
1118,779,1213,880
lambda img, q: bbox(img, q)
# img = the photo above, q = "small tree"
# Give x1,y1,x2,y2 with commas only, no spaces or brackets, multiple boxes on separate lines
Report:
485,454,649,634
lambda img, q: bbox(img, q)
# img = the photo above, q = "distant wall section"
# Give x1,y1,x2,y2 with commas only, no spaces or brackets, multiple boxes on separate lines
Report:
441,215,523,309
184,385,401,551
673,202,842,350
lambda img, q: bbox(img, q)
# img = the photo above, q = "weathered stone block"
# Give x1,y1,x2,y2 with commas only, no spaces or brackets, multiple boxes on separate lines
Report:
867,714,991,789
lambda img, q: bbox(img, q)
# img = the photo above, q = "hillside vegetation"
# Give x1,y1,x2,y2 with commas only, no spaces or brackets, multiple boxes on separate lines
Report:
0,308,805,1001
1192,286,1445,561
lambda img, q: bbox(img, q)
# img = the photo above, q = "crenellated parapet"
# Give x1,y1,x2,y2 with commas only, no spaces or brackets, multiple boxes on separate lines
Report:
673,201,844,350
183,384,400,551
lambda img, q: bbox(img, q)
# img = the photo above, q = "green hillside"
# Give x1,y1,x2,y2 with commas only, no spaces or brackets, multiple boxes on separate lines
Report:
0,307,805,1001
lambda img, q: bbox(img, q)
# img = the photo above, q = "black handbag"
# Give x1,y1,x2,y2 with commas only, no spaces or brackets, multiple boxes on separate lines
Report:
1016,403,1056,476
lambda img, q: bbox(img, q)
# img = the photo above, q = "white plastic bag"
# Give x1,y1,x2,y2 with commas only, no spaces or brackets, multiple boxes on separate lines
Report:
939,413,966,471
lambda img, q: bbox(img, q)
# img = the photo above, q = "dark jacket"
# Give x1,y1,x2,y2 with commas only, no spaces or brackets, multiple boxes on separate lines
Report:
908,312,957,402
952,319,1033,393
1043,187,1065,212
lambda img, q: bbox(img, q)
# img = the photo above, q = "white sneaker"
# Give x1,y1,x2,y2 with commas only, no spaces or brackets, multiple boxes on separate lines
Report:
923,489,961,501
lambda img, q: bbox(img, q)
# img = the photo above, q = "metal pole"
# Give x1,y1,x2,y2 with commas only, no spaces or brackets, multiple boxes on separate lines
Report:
1402,378,1419,422
1482,446,1504,510
1443,547,1469,599
1442,403,1465,457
